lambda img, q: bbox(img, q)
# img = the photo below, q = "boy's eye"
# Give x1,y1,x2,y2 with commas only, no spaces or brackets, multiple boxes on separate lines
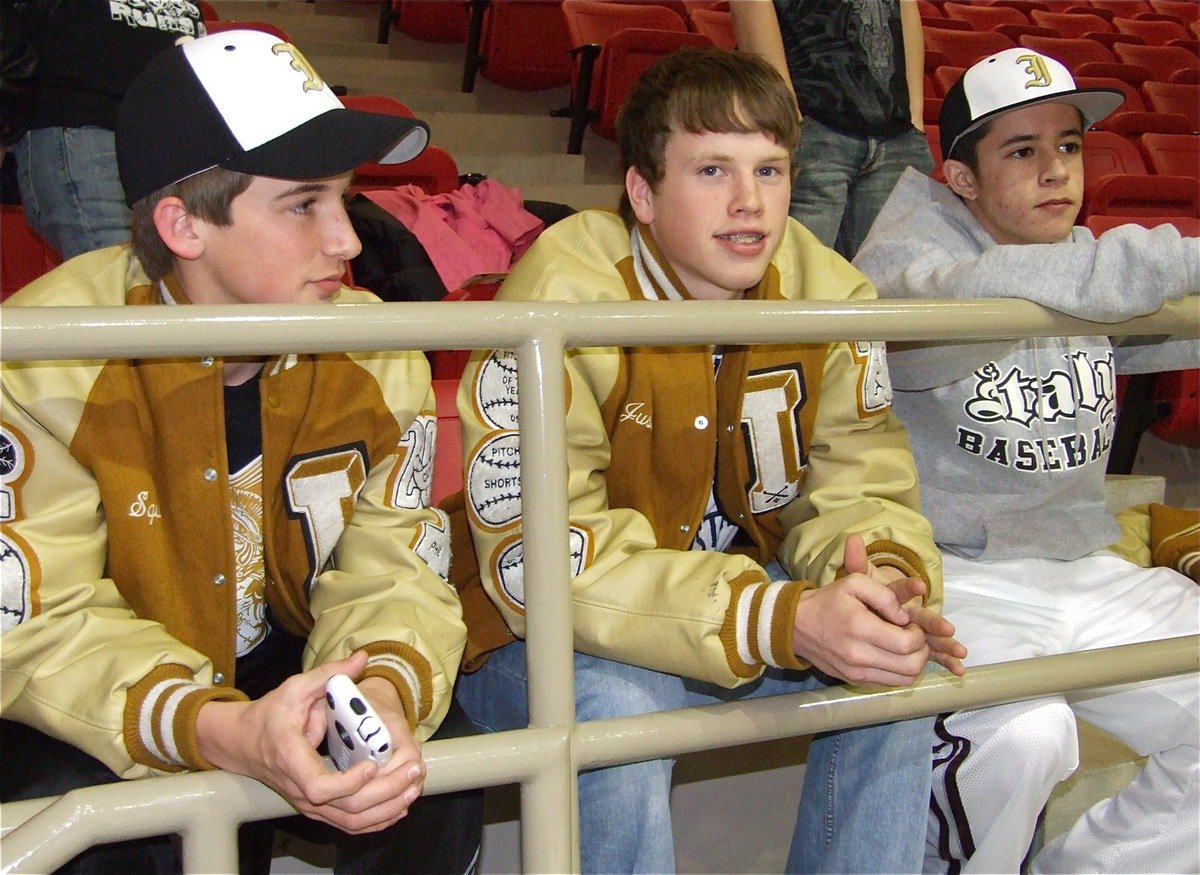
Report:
758,165,784,178
1008,147,1034,159
699,165,724,177
291,198,317,214
1060,140,1082,154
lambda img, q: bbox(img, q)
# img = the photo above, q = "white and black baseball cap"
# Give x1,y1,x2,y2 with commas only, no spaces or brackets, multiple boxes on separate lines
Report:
117,29,429,206
939,47,1124,162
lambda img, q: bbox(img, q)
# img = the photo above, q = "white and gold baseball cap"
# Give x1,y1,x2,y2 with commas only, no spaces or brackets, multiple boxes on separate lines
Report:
117,29,429,206
939,47,1124,162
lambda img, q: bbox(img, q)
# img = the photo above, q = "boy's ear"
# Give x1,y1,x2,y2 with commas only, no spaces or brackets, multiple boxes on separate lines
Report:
942,159,978,202
625,166,655,226
152,196,205,262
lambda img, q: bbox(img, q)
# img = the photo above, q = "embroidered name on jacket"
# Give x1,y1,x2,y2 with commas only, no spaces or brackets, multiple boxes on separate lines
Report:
955,350,1115,472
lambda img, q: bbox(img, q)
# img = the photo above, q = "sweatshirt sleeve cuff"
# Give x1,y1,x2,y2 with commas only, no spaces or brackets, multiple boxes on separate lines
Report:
721,572,812,677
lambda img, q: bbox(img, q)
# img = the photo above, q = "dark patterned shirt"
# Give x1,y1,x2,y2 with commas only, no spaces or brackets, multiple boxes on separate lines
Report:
775,0,913,137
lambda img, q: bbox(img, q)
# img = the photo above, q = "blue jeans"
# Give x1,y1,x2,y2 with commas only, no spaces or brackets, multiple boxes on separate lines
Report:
16,126,132,260
457,560,933,874
791,118,934,261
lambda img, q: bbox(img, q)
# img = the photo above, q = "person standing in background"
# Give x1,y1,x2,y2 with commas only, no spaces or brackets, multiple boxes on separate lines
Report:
13,0,204,259
731,0,932,260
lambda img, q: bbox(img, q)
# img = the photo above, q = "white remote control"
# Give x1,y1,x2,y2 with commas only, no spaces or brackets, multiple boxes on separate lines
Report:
324,673,393,771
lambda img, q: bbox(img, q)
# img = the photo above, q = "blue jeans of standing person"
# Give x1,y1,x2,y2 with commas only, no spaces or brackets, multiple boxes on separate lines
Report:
456,564,933,874
16,126,132,260
791,118,934,261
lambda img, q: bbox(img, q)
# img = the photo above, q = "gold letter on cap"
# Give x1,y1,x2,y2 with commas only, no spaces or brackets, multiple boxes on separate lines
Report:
272,43,325,93
1016,54,1052,90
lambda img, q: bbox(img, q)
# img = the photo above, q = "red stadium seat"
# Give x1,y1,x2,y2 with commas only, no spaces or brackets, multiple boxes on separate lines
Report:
934,65,967,97
924,96,944,127
1029,9,1112,36
396,0,469,43
1084,173,1198,217
944,2,1030,29
1,205,63,301
1084,129,1150,177
1143,81,1200,130
462,0,574,92
996,23,1060,42
557,0,712,152
1114,14,1192,43
1147,369,1200,448
925,49,953,73
1148,0,1200,25
918,0,943,20
1138,132,1200,176
431,378,463,504
1063,3,1114,23
1019,34,1115,68
689,8,736,49
1075,59,1155,86
1113,42,1199,81
923,28,1015,67
984,0,1053,17
1102,110,1195,136
1085,30,1149,52
340,93,417,118
1142,80,1200,129
1083,0,1151,16
923,16,973,30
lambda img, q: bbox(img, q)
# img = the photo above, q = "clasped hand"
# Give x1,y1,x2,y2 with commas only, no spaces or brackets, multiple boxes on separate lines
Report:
792,534,966,686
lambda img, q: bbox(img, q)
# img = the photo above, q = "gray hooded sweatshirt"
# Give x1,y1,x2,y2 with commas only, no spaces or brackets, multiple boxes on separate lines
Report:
853,167,1199,560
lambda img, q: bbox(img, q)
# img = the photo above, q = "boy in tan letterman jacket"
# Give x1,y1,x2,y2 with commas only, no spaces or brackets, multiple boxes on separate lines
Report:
1,30,480,873
451,47,964,874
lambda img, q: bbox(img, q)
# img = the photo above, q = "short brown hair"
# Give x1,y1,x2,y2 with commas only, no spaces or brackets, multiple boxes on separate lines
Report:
130,167,253,281
615,47,801,227
946,120,992,174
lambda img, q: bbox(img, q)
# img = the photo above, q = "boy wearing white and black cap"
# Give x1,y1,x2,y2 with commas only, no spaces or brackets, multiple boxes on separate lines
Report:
1,30,481,873
855,47,1199,872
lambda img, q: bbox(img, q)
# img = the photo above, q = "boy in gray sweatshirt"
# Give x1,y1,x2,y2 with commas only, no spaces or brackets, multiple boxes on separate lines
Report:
854,48,1199,873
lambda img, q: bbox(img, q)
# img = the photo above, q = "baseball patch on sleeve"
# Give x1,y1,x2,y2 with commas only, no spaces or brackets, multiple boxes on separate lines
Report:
491,527,589,610
0,533,32,632
475,350,521,430
468,432,522,531
1,425,36,631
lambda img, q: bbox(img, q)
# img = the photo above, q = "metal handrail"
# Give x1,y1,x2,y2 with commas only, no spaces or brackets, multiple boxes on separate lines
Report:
2,296,1197,873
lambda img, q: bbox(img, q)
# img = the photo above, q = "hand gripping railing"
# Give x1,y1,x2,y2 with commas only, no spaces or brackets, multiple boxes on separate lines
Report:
2,296,1198,873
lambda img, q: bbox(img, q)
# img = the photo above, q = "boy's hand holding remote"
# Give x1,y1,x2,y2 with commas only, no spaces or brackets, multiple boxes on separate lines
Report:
197,651,427,834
